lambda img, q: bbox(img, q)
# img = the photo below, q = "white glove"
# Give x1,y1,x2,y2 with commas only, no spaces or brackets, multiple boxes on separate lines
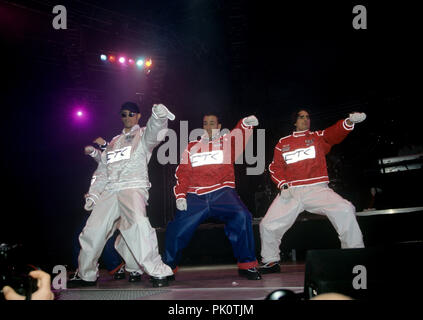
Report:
348,112,366,124
243,115,259,127
84,197,95,211
176,198,187,211
279,184,292,200
84,145,97,156
153,104,175,120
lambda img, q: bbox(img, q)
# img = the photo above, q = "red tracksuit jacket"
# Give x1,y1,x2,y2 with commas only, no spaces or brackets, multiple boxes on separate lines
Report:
174,118,253,199
269,119,354,189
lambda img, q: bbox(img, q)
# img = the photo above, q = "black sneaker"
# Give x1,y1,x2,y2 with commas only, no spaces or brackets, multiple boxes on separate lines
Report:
113,266,126,280
149,274,175,282
150,276,169,287
128,271,142,282
167,274,175,281
258,261,281,274
67,273,97,288
238,267,262,280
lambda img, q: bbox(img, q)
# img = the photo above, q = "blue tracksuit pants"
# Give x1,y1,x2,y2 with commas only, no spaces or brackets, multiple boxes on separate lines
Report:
164,187,258,270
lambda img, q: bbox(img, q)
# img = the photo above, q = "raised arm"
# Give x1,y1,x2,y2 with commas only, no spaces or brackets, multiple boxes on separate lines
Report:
141,104,172,153
229,115,259,162
318,112,366,152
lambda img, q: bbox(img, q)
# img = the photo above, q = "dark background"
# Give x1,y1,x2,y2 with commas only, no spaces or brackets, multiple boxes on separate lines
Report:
0,0,421,268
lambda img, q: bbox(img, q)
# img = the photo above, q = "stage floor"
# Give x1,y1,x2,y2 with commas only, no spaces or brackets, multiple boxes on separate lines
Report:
56,262,305,300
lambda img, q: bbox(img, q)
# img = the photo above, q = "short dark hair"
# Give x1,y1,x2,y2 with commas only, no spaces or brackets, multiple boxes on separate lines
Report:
291,108,311,125
202,112,220,124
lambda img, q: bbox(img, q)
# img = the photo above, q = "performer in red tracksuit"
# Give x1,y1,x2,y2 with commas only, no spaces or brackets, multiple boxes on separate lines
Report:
259,109,366,274
164,113,262,280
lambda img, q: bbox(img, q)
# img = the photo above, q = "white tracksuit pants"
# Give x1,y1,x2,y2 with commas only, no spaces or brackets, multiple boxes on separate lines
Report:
259,183,364,264
78,188,173,281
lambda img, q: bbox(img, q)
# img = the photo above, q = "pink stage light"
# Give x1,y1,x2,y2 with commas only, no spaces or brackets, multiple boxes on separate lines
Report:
72,107,89,124
118,57,126,64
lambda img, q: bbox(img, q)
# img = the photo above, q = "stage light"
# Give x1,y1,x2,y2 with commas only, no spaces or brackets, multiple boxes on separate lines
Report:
72,107,89,124
100,53,149,68
68,103,90,128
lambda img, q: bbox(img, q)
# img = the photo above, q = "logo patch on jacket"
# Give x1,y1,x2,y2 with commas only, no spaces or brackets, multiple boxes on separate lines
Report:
107,146,132,164
125,135,135,142
282,146,316,164
190,150,224,167
305,139,314,146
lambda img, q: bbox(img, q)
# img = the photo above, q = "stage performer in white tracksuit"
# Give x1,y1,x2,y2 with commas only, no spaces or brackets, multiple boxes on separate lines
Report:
259,109,366,274
69,144,126,281
68,102,174,288
164,113,262,280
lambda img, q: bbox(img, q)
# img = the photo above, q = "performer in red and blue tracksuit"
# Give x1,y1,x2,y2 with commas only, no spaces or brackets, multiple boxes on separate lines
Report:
164,113,262,280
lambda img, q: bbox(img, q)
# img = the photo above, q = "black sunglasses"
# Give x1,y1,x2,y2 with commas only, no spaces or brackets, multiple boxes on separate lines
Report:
121,112,136,118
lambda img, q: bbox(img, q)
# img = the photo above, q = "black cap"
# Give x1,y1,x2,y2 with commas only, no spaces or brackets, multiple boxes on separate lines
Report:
120,101,140,113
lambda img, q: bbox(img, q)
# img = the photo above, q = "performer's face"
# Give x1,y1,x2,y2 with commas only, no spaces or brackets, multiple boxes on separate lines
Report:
295,110,310,131
203,115,221,138
121,110,141,130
